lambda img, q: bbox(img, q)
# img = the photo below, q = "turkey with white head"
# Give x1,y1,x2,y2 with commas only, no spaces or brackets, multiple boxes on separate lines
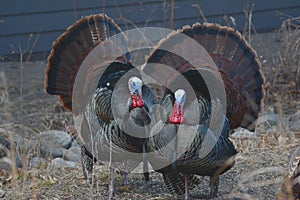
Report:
142,22,264,198
45,13,152,198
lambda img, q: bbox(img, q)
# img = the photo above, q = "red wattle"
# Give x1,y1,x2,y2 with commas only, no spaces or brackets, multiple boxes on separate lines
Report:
169,114,183,124
131,94,144,108
169,103,184,124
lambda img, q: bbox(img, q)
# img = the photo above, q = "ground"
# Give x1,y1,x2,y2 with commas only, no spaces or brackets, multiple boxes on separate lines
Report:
0,29,299,200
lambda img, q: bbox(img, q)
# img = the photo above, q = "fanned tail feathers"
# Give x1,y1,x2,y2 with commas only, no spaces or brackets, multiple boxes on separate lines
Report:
45,14,130,112
144,23,264,130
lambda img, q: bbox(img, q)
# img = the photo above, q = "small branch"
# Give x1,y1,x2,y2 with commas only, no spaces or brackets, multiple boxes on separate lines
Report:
170,0,174,29
192,4,207,23
26,26,43,62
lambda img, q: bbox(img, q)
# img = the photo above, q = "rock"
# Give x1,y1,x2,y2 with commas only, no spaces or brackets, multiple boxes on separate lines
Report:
0,189,5,198
255,111,292,139
28,157,46,168
0,136,10,149
289,111,300,122
71,140,80,148
62,146,81,162
0,157,13,171
231,128,257,138
50,158,79,168
0,156,22,171
0,144,7,158
0,137,23,169
15,155,23,168
290,120,300,131
40,130,73,149
39,130,73,159
289,111,300,131
40,144,63,159
255,111,279,132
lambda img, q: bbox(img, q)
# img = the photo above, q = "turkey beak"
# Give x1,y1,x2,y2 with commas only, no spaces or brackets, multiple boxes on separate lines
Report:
169,89,186,124
128,77,144,108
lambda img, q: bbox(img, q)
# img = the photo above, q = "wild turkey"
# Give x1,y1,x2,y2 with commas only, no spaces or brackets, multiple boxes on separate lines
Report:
142,23,264,198
277,146,300,200
147,89,237,199
45,13,150,196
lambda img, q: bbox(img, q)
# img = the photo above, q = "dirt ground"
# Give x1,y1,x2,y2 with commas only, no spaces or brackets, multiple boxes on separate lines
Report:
0,30,299,200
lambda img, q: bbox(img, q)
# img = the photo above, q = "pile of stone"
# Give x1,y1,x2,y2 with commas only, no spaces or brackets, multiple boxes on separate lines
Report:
0,130,81,171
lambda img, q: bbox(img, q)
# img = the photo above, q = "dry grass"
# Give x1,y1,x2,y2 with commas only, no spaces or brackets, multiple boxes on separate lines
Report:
277,15,300,94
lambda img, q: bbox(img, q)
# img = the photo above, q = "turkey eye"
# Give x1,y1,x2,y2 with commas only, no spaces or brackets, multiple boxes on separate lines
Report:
106,82,110,87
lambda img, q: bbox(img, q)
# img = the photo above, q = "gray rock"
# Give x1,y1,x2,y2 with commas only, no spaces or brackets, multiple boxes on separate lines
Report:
289,111,300,131
255,111,292,138
40,130,72,149
231,128,257,138
0,156,22,171
62,146,81,162
290,120,300,131
0,136,10,150
50,158,79,168
0,144,7,158
290,111,300,122
28,157,46,168
0,157,13,171
15,155,23,168
39,130,73,159
0,138,22,169
71,140,80,148
0,188,5,198
40,144,63,159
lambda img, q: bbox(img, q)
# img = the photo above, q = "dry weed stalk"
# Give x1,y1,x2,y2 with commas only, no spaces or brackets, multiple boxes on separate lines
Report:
243,0,255,44
277,15,300,94
0,71,19,199
192,3,208,23
1,40,43,198
170,0,174,29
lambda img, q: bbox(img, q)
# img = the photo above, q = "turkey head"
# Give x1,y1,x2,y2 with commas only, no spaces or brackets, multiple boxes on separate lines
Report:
169,89,186,124
128,76,144,109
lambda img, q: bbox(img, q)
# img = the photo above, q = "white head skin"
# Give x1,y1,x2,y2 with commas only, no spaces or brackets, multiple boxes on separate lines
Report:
128,76,144,108
128,77,143,95
174,89,186,106
170,89,186,124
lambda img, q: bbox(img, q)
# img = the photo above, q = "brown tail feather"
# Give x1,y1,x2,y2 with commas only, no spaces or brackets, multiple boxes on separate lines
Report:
144,23,264,130
45,14,131,112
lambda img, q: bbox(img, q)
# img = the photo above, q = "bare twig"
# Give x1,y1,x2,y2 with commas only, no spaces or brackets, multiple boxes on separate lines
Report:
243,0,255,44
26,26,43,62
192,4,207,23
170,0,174,29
